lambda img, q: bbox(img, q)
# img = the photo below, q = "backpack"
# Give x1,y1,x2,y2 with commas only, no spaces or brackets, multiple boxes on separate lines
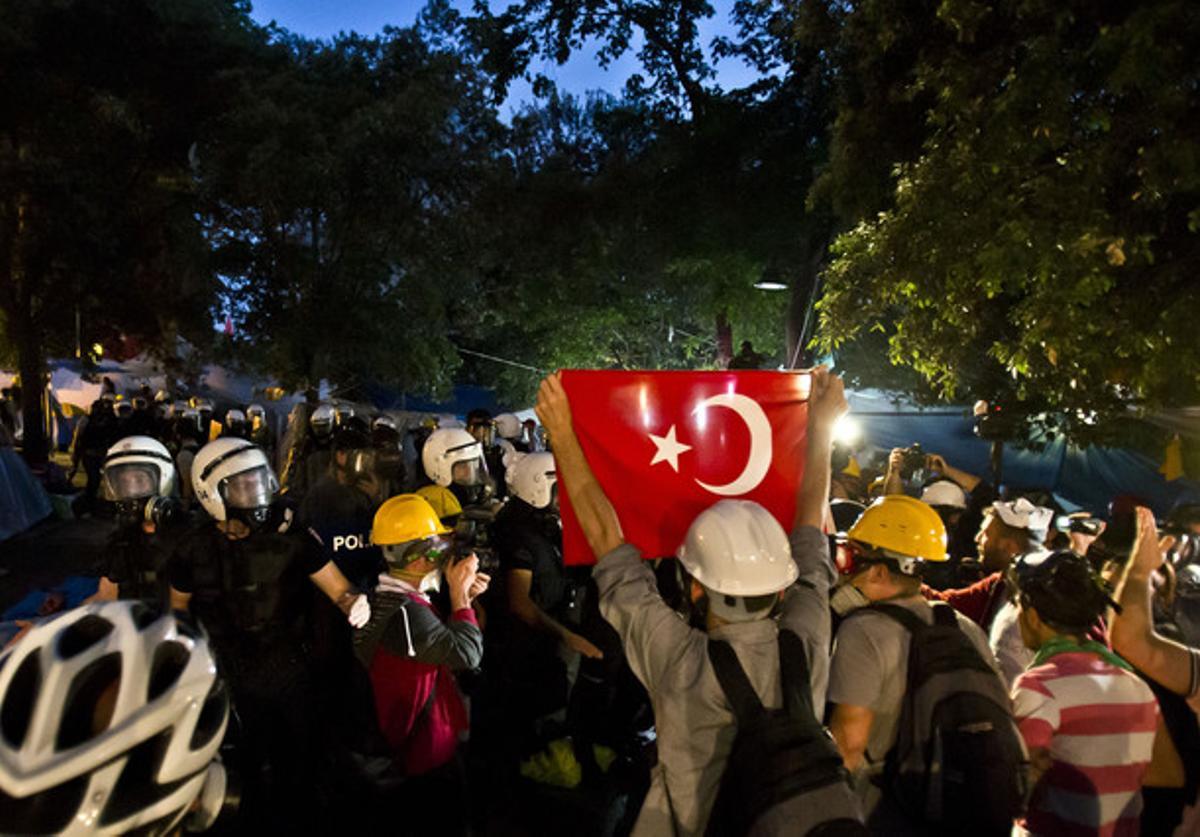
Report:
867,602,1029,835
705,629,867,837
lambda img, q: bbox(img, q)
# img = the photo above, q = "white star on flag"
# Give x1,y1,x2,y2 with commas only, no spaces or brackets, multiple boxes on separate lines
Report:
649,424,692,472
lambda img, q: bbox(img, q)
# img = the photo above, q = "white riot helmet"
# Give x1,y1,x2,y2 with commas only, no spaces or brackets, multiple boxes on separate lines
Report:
921,479,968,510
422,428,485,488
224,408,246,428
246,403,265,421
372,414,399,433
192,438,278,525
0,601,230,835
102,436,177,500
506,452,557,510
310,404,335,439
494,413,522,440
677,500,798,622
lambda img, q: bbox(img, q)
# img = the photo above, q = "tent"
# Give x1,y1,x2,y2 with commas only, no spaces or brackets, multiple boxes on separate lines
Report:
0,447,52,542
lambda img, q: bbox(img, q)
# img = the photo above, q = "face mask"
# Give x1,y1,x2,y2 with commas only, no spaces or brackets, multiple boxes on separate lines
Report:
831,582,870,616
418,569,442,594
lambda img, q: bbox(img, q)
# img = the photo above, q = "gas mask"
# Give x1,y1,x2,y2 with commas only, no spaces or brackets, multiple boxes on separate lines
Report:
830,581,870,616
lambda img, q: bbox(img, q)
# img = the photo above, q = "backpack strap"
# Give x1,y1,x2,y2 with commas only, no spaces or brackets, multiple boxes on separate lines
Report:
707,640,764,723
864,602,930,634
778,629,814,719
931,601,959,628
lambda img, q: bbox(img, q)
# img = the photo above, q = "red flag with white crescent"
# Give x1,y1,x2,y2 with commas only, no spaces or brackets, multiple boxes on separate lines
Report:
557,369,811,565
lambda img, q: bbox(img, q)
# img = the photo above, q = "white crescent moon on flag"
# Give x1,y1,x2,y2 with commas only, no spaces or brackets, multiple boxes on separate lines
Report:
691,393,772,496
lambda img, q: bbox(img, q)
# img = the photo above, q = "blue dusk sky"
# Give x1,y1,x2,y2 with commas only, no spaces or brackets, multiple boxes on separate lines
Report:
247,0,763,114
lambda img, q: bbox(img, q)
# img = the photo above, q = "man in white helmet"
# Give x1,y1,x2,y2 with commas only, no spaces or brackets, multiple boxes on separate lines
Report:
91,435,184,602
535,367,848,837
164,438,370,828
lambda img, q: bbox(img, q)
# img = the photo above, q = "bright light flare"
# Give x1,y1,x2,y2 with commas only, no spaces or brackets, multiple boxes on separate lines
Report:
833,415,862,447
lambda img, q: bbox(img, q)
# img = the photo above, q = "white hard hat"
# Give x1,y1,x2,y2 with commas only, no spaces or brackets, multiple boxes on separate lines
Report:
192,438,277,522
494,413,522,440
103,435,177,499
677,500,797,621
506,452,557,509
0,601,230,835
920,479,968,510
422,428,483,488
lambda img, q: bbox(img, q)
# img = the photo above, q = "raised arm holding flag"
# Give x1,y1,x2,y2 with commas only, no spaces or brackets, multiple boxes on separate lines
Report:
535,367,854,837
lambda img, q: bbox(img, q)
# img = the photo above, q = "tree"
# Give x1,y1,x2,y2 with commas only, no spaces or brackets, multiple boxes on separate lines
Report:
199,8,503,398
810,0,1200,445
0,0,259,460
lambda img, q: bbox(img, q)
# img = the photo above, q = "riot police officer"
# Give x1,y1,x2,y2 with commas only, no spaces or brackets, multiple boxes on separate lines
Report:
94,435,185,602
166,438,370,829
299,419,386,592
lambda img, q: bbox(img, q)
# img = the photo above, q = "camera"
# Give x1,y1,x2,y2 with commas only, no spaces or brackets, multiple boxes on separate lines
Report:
1056,515,1103,537
898,444,926,481
452,516,500,574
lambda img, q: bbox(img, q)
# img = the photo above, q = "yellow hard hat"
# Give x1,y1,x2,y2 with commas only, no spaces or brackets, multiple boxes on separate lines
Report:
371,494,451,546
416,484,463,522
847,495,947,563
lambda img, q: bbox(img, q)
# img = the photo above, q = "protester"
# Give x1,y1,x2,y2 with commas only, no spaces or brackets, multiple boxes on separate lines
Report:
536,367,858,837
0,602,232,834
356,493,488,835
827,493,1022,833
1011,548,1158,836
1112,507,1200,835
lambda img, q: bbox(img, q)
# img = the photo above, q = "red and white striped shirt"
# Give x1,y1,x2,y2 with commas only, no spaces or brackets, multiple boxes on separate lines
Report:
1012,650,1159,837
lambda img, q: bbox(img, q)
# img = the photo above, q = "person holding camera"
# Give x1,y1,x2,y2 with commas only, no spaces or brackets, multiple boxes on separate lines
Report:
356,493,489,832
91,435,186,603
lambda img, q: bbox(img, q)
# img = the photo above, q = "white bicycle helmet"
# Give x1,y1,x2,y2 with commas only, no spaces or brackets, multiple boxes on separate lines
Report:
102,436,177,500
192,438,278,523
506,452,557,510
422,428,485,488
0,601,230,835
493,413,522,441
677,500,798,622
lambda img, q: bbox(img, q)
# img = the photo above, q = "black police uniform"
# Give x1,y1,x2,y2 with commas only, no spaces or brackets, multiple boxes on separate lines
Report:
298,474,383,593
165,520,332,829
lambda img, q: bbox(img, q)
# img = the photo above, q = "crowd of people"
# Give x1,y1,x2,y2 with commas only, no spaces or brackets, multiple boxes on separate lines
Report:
0,367,1196,836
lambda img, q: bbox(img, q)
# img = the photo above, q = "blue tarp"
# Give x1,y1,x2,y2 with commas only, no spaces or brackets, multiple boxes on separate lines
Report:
849,394,1199,517
0,448,53,542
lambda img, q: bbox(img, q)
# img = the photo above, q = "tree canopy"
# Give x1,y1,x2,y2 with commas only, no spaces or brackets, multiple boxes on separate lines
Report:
1,0,1196,459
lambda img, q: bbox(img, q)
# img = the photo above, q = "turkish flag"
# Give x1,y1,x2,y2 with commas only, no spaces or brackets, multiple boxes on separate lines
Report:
558,369,811,565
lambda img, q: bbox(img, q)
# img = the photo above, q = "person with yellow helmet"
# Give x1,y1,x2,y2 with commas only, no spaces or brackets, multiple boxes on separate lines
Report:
827,495,1006,830
354,494,489,831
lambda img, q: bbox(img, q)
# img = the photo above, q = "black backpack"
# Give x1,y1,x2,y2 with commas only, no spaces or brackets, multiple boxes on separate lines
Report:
867,602,1029,835
705,629,867,837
